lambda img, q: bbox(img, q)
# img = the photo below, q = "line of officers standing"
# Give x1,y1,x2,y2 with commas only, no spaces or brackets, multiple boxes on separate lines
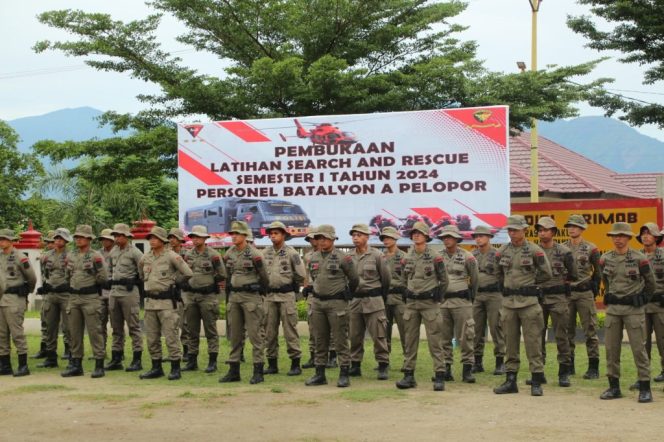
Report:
0,214,663,402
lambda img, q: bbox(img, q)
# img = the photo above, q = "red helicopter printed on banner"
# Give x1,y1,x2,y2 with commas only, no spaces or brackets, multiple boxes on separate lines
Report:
279,119,357,145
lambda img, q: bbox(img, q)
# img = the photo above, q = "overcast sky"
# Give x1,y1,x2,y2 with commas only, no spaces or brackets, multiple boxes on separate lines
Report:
1,0,662,141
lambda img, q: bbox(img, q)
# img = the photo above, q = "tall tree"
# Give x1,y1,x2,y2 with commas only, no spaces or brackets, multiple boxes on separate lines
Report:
568,0,664,128
34,0,611,131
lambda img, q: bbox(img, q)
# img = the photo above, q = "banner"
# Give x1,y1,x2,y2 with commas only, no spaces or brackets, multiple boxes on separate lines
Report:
178,107,510,246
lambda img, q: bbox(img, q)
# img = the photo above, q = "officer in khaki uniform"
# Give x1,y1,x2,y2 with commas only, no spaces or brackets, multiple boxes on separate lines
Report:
105,223,144,372
302,229,318,369
395,222,448,391
61,225,108,379
493,215,552,396
0,229,37,377
220,221,269,384
348,223,391,380
168,228,191,361
305,224,359,388
182,225,226,373
381,226,406,363
139,226,193,380
97,228,115,358
471,225,505,375
37,228,73,369
599,222,656,403
438,225,478,384
34,230,55,359
535,217,577,388
263,221,306,376
563,214,601,378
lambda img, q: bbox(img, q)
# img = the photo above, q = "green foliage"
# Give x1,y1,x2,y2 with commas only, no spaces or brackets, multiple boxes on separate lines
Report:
568,0,664,128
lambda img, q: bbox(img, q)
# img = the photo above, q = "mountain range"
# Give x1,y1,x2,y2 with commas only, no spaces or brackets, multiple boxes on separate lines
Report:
5,107,664,174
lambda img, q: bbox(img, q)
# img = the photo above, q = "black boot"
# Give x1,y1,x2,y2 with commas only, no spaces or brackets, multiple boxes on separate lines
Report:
0,355,13,375
205,353,218,373
61,343,71,361
377,362,389,381
183,354,198,371
61,358,84,377
13,354,30,377
396,370,417,389
629,380,640,391
558,363,571,387
168,360,182,380
287,358,302,376
493,356,506,375
569,354,575,375
182,345,189,363
462,364,476,383
104,351,124,370
494,372,518,394
219,362,241,383
471,355,484,373
305,365,327,386
125,351,143,372
530,372,544,396
433,371,445,391
139,359,165,379
348,361,362,377
638,380,653,403
326,350,338,369
302,352,315,369
654,370,664,382
264,357,279,375
337,365,350,388
91,359,105,378
32,342,47,359
443,363,454,381
37,351,58,368
250,363,264,384
600,376,622,400
526,374,548,385
583,357,600,380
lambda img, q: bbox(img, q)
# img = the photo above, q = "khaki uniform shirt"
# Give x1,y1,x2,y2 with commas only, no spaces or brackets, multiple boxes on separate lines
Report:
441,247,478,307
184,246,226,290
540,242,577,304
0,248,37,306
264,244,305,300
109,244,144,297
100,247,114,299
473,247,500,290
349,246,390,314
42,248,68,289
223,245,269,291
384,248,406,305
401,245,448,295
139,249,193,310
309,248,359,297
643,247,664,314
600,248,656,315
564,238,601,289
496,241,552,308
66,248,107,290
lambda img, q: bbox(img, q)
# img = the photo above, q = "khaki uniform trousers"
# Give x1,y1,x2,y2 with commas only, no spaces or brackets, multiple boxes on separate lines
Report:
67,294,105,359
227,292,264,364
473,292,504,357
605,312,650,381
402,299,445,372
349,308,389,364
645,310,664,370
541,297,571,364
109,292,143,352
265,294,301,359
145,307,182,361
441,303,475,365
178,293,190,345
311,298,349,367
184,293,220,355
502,303,545,373
99,295,109,352
307,296,335,355
385,302,406,355
0,295,28,355
44,293,71,352
567,290,600,359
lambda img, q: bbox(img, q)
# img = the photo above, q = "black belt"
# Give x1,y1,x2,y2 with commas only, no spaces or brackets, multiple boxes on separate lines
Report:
604,292,647,307
650,293,664,304
146,290,173,300
70,285,99,295
5,285,29,296
353,288,383,299
268,284,296,294
188,284,218,294
571,281,594,292
230,284,262,294
406,289,436,300
541,285,567,295
50,284,71,293
312,291,347,301
444,289,470,300
503,286,541,297
388,287,405,295
478,283,500,293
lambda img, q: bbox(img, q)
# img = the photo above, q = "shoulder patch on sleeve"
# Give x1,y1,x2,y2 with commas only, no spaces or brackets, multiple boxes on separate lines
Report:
535,250,545,257
21,257,30,269
212,255,220,262
434,255,443,263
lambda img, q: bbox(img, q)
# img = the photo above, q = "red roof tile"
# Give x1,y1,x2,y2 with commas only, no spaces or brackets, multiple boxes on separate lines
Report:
614,173,663,198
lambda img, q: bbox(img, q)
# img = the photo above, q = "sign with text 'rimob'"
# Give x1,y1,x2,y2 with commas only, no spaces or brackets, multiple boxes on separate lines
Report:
177,107,510,246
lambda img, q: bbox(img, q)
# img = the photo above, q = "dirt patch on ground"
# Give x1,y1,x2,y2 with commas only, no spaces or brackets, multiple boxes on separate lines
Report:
1,369,662,442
